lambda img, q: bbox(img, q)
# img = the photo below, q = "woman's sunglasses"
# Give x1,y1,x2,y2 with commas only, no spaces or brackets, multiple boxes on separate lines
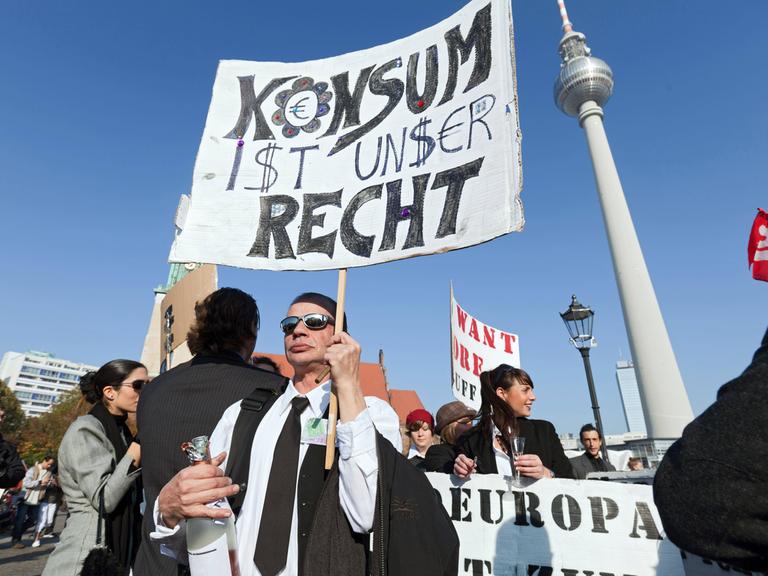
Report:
280,313,335,335
114,379,148,392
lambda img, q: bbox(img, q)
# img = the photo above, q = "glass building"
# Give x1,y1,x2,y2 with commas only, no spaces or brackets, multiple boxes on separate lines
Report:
615,360,648,436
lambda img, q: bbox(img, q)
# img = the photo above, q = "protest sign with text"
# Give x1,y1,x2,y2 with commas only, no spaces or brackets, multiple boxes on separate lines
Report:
170,0,523,270
427,473,750,576
451,287,520,410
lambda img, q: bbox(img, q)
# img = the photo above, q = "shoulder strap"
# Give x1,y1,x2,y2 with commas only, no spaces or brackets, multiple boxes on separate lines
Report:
225,383,287,515
96,487,106,546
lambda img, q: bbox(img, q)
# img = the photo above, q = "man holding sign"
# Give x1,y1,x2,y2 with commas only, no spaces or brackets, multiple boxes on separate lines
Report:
152,293,458,576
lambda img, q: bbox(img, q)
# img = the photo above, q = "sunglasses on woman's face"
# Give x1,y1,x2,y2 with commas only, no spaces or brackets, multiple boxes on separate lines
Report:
280,313,335,335
115,379,148,392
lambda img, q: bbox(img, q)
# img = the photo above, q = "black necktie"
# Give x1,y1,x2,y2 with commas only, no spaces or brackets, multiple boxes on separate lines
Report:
254,395,310,576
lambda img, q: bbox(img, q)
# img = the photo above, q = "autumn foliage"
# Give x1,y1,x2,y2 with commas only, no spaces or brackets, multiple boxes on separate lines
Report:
16,388,91,464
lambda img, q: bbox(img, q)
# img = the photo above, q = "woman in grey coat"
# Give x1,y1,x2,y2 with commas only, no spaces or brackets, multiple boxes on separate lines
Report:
42,359,146,576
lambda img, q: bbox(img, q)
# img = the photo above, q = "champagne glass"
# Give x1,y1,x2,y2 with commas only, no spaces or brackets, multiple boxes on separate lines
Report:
511,436,525,482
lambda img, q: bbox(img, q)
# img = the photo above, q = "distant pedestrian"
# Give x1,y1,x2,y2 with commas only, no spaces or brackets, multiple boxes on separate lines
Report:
42,359,145,576
32,462,62,547
11,455,55,548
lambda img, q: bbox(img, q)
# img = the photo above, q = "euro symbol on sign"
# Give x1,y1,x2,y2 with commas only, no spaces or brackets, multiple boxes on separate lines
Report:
289,96,310,120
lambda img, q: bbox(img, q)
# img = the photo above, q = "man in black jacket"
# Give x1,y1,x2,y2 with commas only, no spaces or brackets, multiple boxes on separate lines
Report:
654,326,768,572
134,288,286,576
0,408,25,489
569,423,616,479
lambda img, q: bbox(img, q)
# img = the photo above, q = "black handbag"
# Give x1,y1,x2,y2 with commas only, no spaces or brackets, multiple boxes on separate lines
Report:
81,488,126,576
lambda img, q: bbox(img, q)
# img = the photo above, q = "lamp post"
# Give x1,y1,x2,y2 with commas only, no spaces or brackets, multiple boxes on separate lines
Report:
560,295,609,461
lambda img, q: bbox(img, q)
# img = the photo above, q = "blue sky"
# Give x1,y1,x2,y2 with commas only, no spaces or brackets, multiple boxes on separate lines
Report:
1,1,765,436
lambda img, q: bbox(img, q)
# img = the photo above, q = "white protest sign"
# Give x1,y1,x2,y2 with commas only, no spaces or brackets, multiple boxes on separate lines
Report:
170,0,523,271
427,473,749,576
451,287,520,410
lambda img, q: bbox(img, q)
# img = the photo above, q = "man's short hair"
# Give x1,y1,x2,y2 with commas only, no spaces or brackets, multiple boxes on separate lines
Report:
187,288,259,356
290,292,349,332
251,355,281,374
579,423,601,440
43,455,55,463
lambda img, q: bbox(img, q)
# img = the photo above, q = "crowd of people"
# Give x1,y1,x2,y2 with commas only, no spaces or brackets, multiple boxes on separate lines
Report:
0,286,765,574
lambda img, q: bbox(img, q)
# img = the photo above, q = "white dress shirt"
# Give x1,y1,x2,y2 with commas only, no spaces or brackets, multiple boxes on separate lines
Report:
407,446,427,460
491,427,513,477
151,380,402,576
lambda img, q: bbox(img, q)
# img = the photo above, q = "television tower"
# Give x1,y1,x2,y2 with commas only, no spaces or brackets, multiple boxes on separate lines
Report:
553,1,693,439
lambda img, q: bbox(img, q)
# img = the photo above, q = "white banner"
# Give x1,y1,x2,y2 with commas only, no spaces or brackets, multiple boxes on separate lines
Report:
427,473,748,576
170,0,523,271
451,286,520,410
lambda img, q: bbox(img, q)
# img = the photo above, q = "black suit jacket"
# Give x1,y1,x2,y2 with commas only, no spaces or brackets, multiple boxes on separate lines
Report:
569,452,616,479
133,352,286,576
426,418,574,479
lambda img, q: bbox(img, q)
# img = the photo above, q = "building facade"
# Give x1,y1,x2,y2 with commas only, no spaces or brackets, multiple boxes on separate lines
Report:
615,360,648,436
0,351,97,417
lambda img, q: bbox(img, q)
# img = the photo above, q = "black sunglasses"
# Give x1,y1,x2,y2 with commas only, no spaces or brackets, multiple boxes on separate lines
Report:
280,313,335,335
114,379,148,392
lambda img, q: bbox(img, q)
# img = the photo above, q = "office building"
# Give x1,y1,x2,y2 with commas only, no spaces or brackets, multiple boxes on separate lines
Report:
616,360,648,436
0,350,97,417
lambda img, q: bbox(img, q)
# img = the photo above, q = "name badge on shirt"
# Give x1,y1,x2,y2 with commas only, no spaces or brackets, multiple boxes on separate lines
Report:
301,418,328,445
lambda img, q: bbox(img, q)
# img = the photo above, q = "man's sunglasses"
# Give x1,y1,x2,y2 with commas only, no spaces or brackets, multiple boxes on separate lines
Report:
114,380,149,392
280,313,335,335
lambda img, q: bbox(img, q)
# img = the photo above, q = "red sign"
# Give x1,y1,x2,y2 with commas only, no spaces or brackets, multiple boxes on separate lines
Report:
747,208,768,282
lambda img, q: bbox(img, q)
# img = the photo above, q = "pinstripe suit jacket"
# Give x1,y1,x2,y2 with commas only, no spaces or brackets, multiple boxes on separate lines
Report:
133,352,286,576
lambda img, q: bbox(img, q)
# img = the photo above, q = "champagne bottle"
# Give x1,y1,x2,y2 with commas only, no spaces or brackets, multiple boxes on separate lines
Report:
181,435,241,576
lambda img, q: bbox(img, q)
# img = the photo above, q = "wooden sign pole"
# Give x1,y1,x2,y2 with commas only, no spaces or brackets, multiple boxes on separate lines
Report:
316,268,347,469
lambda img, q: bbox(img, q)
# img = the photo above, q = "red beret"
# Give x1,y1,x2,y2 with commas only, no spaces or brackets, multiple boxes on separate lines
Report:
406,409,434,428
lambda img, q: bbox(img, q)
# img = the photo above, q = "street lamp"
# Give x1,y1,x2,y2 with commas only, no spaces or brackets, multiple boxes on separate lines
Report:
560,295,609,461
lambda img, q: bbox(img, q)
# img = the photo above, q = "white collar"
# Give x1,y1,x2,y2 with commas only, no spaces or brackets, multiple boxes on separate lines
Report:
408,446,426,459
285,379,332,416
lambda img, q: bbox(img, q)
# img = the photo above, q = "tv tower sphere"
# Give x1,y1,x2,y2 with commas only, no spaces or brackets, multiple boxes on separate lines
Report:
554,31,613,117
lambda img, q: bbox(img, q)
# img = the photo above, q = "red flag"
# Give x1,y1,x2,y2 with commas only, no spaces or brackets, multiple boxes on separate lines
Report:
748,208,768,282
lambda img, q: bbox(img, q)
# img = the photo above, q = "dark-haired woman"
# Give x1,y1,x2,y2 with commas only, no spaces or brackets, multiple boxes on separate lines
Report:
452,364,574,480
42,360,145,576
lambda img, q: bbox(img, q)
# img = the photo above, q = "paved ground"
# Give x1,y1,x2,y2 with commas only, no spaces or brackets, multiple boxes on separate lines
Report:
0,510,66,576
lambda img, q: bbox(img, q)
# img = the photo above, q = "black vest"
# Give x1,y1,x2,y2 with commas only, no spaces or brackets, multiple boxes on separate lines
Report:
225,386,340,575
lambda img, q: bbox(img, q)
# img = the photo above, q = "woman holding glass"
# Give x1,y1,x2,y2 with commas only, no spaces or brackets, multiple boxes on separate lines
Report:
452,364,574,479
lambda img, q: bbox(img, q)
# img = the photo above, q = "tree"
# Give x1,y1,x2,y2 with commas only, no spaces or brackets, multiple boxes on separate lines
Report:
17,387,90,464
0,379,26,443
